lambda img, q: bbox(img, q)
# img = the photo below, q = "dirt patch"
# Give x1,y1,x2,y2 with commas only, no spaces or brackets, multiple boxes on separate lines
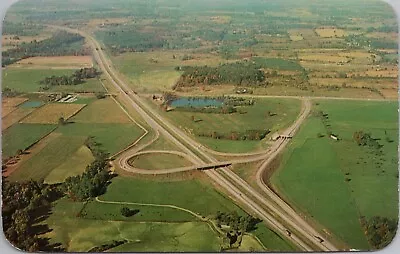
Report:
2,108,35,130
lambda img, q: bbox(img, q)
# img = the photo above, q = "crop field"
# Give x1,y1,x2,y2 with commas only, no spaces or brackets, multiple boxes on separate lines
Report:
129,153,192,170
315,28,347,38
2,123,56,158
20,103,86,124
44,146,94,184
71,97,132,123
2,97,29,117
12,56,93,69
7,135,87,182
271,100,398,249
159,98,301,152
2,68,76,92
55,123,142,155
1,107,35,130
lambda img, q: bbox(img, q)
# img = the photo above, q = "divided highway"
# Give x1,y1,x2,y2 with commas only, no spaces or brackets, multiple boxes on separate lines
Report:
54,25,339,252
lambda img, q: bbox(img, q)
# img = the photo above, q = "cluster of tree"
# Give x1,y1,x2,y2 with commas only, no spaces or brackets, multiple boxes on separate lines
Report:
353,131,382,149
40,68,101,88
174,105,236,114
2,87,21,97
120,207,139,217
361,216,398,249
2,179,63,252
88,240,128,252
63,139,112,201
173,62,265,88
2,31,87,67
215,211,262,232
223,96,255,107
197,129,270,141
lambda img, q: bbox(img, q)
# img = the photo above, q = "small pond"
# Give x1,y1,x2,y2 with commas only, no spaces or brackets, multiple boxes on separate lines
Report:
19,101,43,108
170,98,223,108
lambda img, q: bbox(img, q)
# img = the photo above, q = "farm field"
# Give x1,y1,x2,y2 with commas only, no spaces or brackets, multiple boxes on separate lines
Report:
2,123,56,158
71,97,132,123
7,135,87,182
1,107,35,130
158,98,301,153
20,103,86,124
128,153,193,170
2,68,75,92
11,56,93,69
270,100,398,249
49,78,106,93
44,145,94,184
55,123,143,155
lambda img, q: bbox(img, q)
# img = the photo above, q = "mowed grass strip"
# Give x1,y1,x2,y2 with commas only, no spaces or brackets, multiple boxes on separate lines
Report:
44,145,94,184
21,103,86,124
101,177,245,217
129,153,192,170
2,68,75,92
44,198,220,252
2,123,56,158
8,135,87,181
71,97,132,123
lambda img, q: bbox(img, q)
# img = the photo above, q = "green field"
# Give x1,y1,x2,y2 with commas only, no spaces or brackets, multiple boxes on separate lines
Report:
44,146,94,184
55,123,143,155
160,98,301,153
252,57,304,71
2,123,56,158
129,153,192,170
50,78,105,93
44,199,220,252
8,135,87,181
2,68,75,92
100,177,245,217
81,199,195,222
271,100,398,249
252,224,296,252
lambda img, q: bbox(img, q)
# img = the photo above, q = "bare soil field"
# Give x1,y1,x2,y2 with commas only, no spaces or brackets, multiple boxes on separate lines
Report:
298,53,348,63
20,103,86,124
2,34,51,47
11,56,93,69
2,97,28,118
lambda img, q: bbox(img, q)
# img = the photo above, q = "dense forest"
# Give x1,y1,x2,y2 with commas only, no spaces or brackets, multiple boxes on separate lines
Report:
39,67,101,89
2,180,63,251
173,62,266,88
2,31,88,67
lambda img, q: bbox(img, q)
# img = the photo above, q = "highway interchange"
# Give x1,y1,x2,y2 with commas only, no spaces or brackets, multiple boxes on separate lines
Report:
54,25,340,252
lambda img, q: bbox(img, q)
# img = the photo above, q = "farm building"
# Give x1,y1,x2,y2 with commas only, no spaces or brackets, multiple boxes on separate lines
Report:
330,134,339,141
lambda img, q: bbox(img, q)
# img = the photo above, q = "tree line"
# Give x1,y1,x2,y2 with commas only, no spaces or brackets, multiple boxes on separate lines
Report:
2,31,88,67
63,138,112,202
361,216,398,249
197,129,270,141
39,67,101,89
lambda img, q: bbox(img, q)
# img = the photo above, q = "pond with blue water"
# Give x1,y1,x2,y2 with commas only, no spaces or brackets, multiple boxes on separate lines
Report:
170,98,223,108
19,101,43,108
